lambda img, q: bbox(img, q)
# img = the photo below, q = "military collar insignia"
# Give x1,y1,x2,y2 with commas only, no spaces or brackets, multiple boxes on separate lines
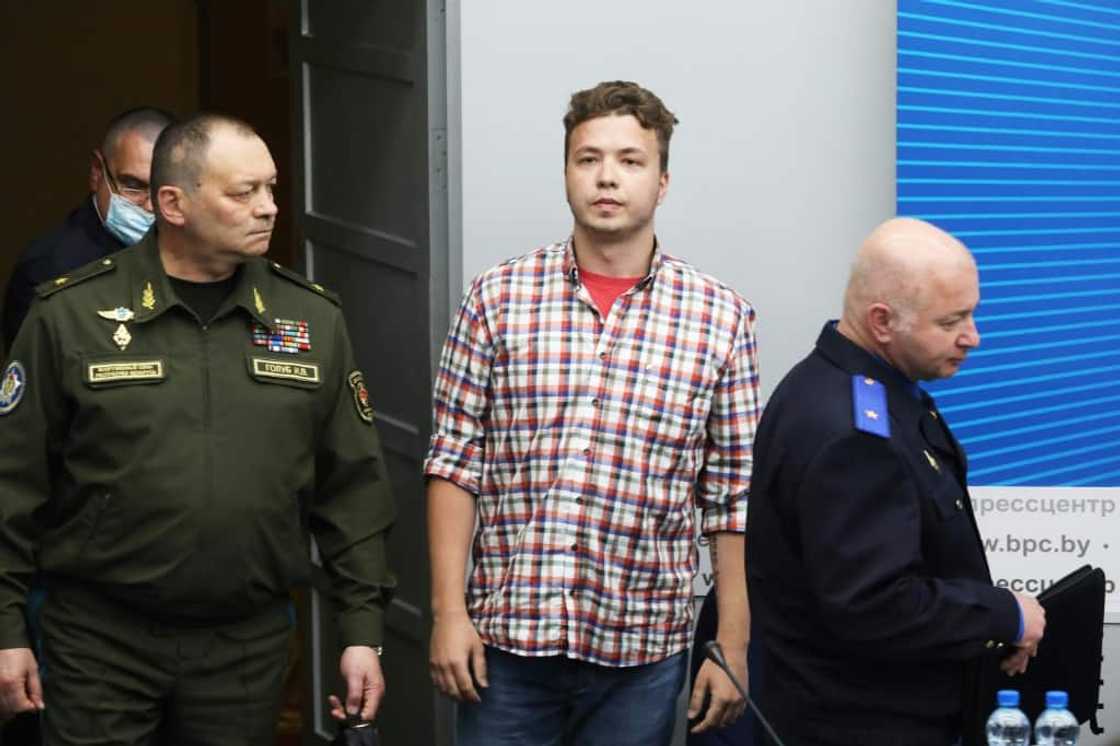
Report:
0,361,26,415
347,370,374,424
141,282,157,311
251,318,311,354
97,307,135,322
253,287,266,316
923,449,940,472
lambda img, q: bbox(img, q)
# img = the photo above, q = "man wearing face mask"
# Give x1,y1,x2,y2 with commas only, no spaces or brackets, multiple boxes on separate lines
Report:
1,107,174,354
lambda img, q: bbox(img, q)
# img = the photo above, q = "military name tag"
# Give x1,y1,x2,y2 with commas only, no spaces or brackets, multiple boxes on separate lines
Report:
87,361,165,384
251,357,320,384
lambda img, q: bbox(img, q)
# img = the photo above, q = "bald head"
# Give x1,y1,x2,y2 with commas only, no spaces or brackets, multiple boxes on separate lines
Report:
843,218,975,331
838,218,981,381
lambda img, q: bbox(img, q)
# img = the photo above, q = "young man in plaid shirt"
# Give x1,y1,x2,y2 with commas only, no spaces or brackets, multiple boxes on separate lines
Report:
424,81,761,745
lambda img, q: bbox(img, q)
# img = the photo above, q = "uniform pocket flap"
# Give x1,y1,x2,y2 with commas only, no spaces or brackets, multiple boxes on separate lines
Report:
83,357,168,388
247,355,322,389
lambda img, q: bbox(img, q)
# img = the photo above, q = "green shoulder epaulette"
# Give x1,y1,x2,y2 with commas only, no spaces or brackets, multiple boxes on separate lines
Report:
268,261,341,306
35,256,118,299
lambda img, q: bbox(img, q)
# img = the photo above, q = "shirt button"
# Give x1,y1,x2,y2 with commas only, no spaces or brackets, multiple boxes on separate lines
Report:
598,351,607,360
570,543,578,552
575,496,583,504
591,398,600,407
582,447,591,456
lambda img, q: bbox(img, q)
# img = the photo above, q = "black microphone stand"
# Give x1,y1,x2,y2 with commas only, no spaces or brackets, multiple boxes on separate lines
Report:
703,640,788,746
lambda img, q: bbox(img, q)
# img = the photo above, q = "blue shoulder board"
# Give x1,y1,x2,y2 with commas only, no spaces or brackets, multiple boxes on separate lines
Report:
852,375,890,438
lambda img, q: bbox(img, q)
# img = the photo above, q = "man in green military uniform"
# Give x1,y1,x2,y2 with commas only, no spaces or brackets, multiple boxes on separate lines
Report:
0,113,396,744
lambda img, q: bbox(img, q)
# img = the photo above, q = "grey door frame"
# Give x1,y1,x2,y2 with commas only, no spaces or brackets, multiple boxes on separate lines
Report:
289,0,455,743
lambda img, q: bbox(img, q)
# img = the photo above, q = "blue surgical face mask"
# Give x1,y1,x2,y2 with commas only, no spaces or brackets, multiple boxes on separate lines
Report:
95,161,155,245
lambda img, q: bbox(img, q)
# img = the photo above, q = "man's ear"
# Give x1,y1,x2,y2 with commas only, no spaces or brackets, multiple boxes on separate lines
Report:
89,150,103,194
157,186,187,227
867,303,894,344
656,169,670,205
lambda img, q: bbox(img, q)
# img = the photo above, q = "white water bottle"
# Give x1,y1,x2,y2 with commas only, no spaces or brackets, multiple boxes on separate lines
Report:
1035,690,1080,745
986,689,1030,746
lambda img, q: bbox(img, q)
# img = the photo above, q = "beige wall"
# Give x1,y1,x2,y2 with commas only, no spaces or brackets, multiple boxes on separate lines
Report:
0,2,200,294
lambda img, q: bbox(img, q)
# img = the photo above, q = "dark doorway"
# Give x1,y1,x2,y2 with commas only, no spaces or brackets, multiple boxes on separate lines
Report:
0,3,448,744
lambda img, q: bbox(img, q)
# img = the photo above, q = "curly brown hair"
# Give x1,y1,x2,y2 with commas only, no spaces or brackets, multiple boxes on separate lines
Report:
563,81,679,172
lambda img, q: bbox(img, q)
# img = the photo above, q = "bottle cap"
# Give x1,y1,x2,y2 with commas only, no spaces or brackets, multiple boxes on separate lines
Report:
997,689,1020,707
1045,690,1069,709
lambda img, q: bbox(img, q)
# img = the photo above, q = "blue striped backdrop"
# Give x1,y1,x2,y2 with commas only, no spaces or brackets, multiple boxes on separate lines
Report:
897,0,1120,487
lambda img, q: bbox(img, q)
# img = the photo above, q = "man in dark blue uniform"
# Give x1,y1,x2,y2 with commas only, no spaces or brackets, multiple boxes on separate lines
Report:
2,107,173,353
746,218,1046,746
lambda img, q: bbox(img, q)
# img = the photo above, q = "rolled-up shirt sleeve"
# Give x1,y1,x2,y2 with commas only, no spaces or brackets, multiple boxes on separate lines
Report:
424,280,495,495
697,299,761,535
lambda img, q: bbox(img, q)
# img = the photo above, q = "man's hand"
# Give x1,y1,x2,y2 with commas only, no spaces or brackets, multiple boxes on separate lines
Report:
688,646,746,733
429,610,487,702
1013,592,1046,647
0,648,42,719
1000,644,1036,676
1000,592,1045,677
328,646,385,723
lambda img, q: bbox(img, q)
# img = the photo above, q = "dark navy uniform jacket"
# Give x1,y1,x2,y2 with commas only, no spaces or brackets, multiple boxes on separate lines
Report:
3,200,123,353
746,322,1019,746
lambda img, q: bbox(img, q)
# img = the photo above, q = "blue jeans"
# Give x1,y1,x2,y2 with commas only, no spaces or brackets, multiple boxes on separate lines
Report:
457,646,688,746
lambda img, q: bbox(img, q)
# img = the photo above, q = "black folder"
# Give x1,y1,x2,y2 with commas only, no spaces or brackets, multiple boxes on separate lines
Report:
965,565,1106,746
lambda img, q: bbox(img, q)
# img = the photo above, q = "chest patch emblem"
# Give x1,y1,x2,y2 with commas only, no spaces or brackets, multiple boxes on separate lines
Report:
97,307,135,323
0,362,26,415
251,319,311,354
348,370,374,424
112,324,133,351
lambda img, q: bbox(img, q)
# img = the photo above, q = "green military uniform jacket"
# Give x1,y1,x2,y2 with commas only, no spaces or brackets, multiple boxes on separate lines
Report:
0,231,396,650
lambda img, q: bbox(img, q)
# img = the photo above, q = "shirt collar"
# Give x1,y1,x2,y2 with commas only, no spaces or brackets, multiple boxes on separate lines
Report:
130,229,273,328
815,320,929,412
562,236,664,292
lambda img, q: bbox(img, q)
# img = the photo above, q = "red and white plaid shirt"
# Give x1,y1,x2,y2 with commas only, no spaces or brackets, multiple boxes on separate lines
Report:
424,241,760,666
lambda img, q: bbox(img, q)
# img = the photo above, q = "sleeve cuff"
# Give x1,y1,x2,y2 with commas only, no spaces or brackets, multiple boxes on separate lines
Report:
988,587,1023,644
424,433,483,495
1016,600,1025,643
700,494,748,535
338,606,385,650
0,613,30,650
